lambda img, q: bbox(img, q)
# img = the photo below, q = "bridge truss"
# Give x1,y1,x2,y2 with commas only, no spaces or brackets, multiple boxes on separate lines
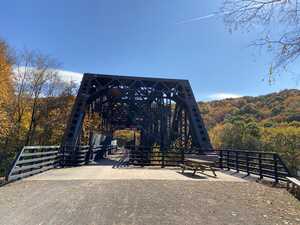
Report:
61,74,212,165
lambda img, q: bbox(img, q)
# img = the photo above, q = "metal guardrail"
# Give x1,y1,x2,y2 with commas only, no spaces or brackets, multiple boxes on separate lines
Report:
218,149,291,182
74,145,90,165
6,146,60,182
60,144,117,166
6,144,117,181
129,151,185,167
5,145,291,184
128,147,291,182
128,146,201,167
129,152,218,167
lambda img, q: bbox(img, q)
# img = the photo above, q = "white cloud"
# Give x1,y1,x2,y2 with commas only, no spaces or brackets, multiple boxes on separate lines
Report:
13,67,83,83
208,93,242,100
57,70,83,83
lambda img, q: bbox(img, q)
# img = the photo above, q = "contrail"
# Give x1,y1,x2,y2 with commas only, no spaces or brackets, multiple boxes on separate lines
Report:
177,0,288,24
176,13,219,24
177,1,286,25
176,10,232,24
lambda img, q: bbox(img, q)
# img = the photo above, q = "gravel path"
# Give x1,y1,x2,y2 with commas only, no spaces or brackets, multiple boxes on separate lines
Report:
0,180,299,225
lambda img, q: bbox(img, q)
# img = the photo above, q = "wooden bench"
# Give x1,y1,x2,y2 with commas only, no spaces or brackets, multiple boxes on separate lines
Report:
179,158,217,177
287,177,300,198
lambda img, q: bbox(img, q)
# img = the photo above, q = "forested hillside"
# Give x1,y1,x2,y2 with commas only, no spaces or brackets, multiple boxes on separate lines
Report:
200,89,300,130
199,90,300,175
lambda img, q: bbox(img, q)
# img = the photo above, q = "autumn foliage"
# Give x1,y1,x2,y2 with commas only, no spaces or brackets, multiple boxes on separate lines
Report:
0,40,13,141
199,90,300,175
0,40,77,176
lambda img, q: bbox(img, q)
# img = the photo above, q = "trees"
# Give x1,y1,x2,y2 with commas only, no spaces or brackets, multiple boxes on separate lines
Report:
11,49,78,147
0,40,14,144
204,90,300,174
261,126,300,175
216,121,262,150
15,50,62,145
222,0,300,74
0,40,78,176
0,40,14,176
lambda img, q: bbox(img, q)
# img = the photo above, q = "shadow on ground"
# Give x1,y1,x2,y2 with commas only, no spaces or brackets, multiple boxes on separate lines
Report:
176,172,208,180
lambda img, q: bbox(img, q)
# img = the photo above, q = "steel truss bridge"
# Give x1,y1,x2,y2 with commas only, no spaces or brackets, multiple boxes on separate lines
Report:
61,74,212,166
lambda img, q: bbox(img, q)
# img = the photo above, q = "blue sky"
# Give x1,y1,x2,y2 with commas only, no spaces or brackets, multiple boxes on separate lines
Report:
1,0,299,101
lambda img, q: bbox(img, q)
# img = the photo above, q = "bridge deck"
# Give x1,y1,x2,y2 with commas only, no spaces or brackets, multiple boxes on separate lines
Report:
24,165,244,182
0,166,299,225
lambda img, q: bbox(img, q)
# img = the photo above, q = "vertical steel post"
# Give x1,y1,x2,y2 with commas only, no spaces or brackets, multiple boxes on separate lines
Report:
235,151,239,172
274,154,279,183
259,153,263,179
219,150,223,169
227,151,230,170
246,152,250,176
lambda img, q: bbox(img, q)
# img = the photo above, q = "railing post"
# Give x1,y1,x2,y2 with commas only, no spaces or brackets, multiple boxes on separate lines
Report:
59,146,64,167
259,153,263,179
181,147,184,164
276,153,291,177
141,148,144,167
235,151,239,172
246,152,250,176
85,145,92,165
274,154,279,183
227,151,230,170
219,150,223,169
161,148,165,168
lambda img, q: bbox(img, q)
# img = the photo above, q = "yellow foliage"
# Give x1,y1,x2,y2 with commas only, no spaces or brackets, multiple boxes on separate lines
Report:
0,40,13,140
208,123,225,149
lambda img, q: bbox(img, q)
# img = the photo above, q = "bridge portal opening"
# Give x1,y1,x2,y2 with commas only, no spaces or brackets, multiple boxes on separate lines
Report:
61,74,212,166
114,129,140,148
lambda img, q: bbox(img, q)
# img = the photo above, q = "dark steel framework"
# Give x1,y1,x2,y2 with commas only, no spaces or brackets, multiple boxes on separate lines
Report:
61,74,212,165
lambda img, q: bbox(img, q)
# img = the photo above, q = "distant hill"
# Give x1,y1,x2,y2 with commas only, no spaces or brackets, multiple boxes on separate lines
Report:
198,89,300,175
199,89,300,130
